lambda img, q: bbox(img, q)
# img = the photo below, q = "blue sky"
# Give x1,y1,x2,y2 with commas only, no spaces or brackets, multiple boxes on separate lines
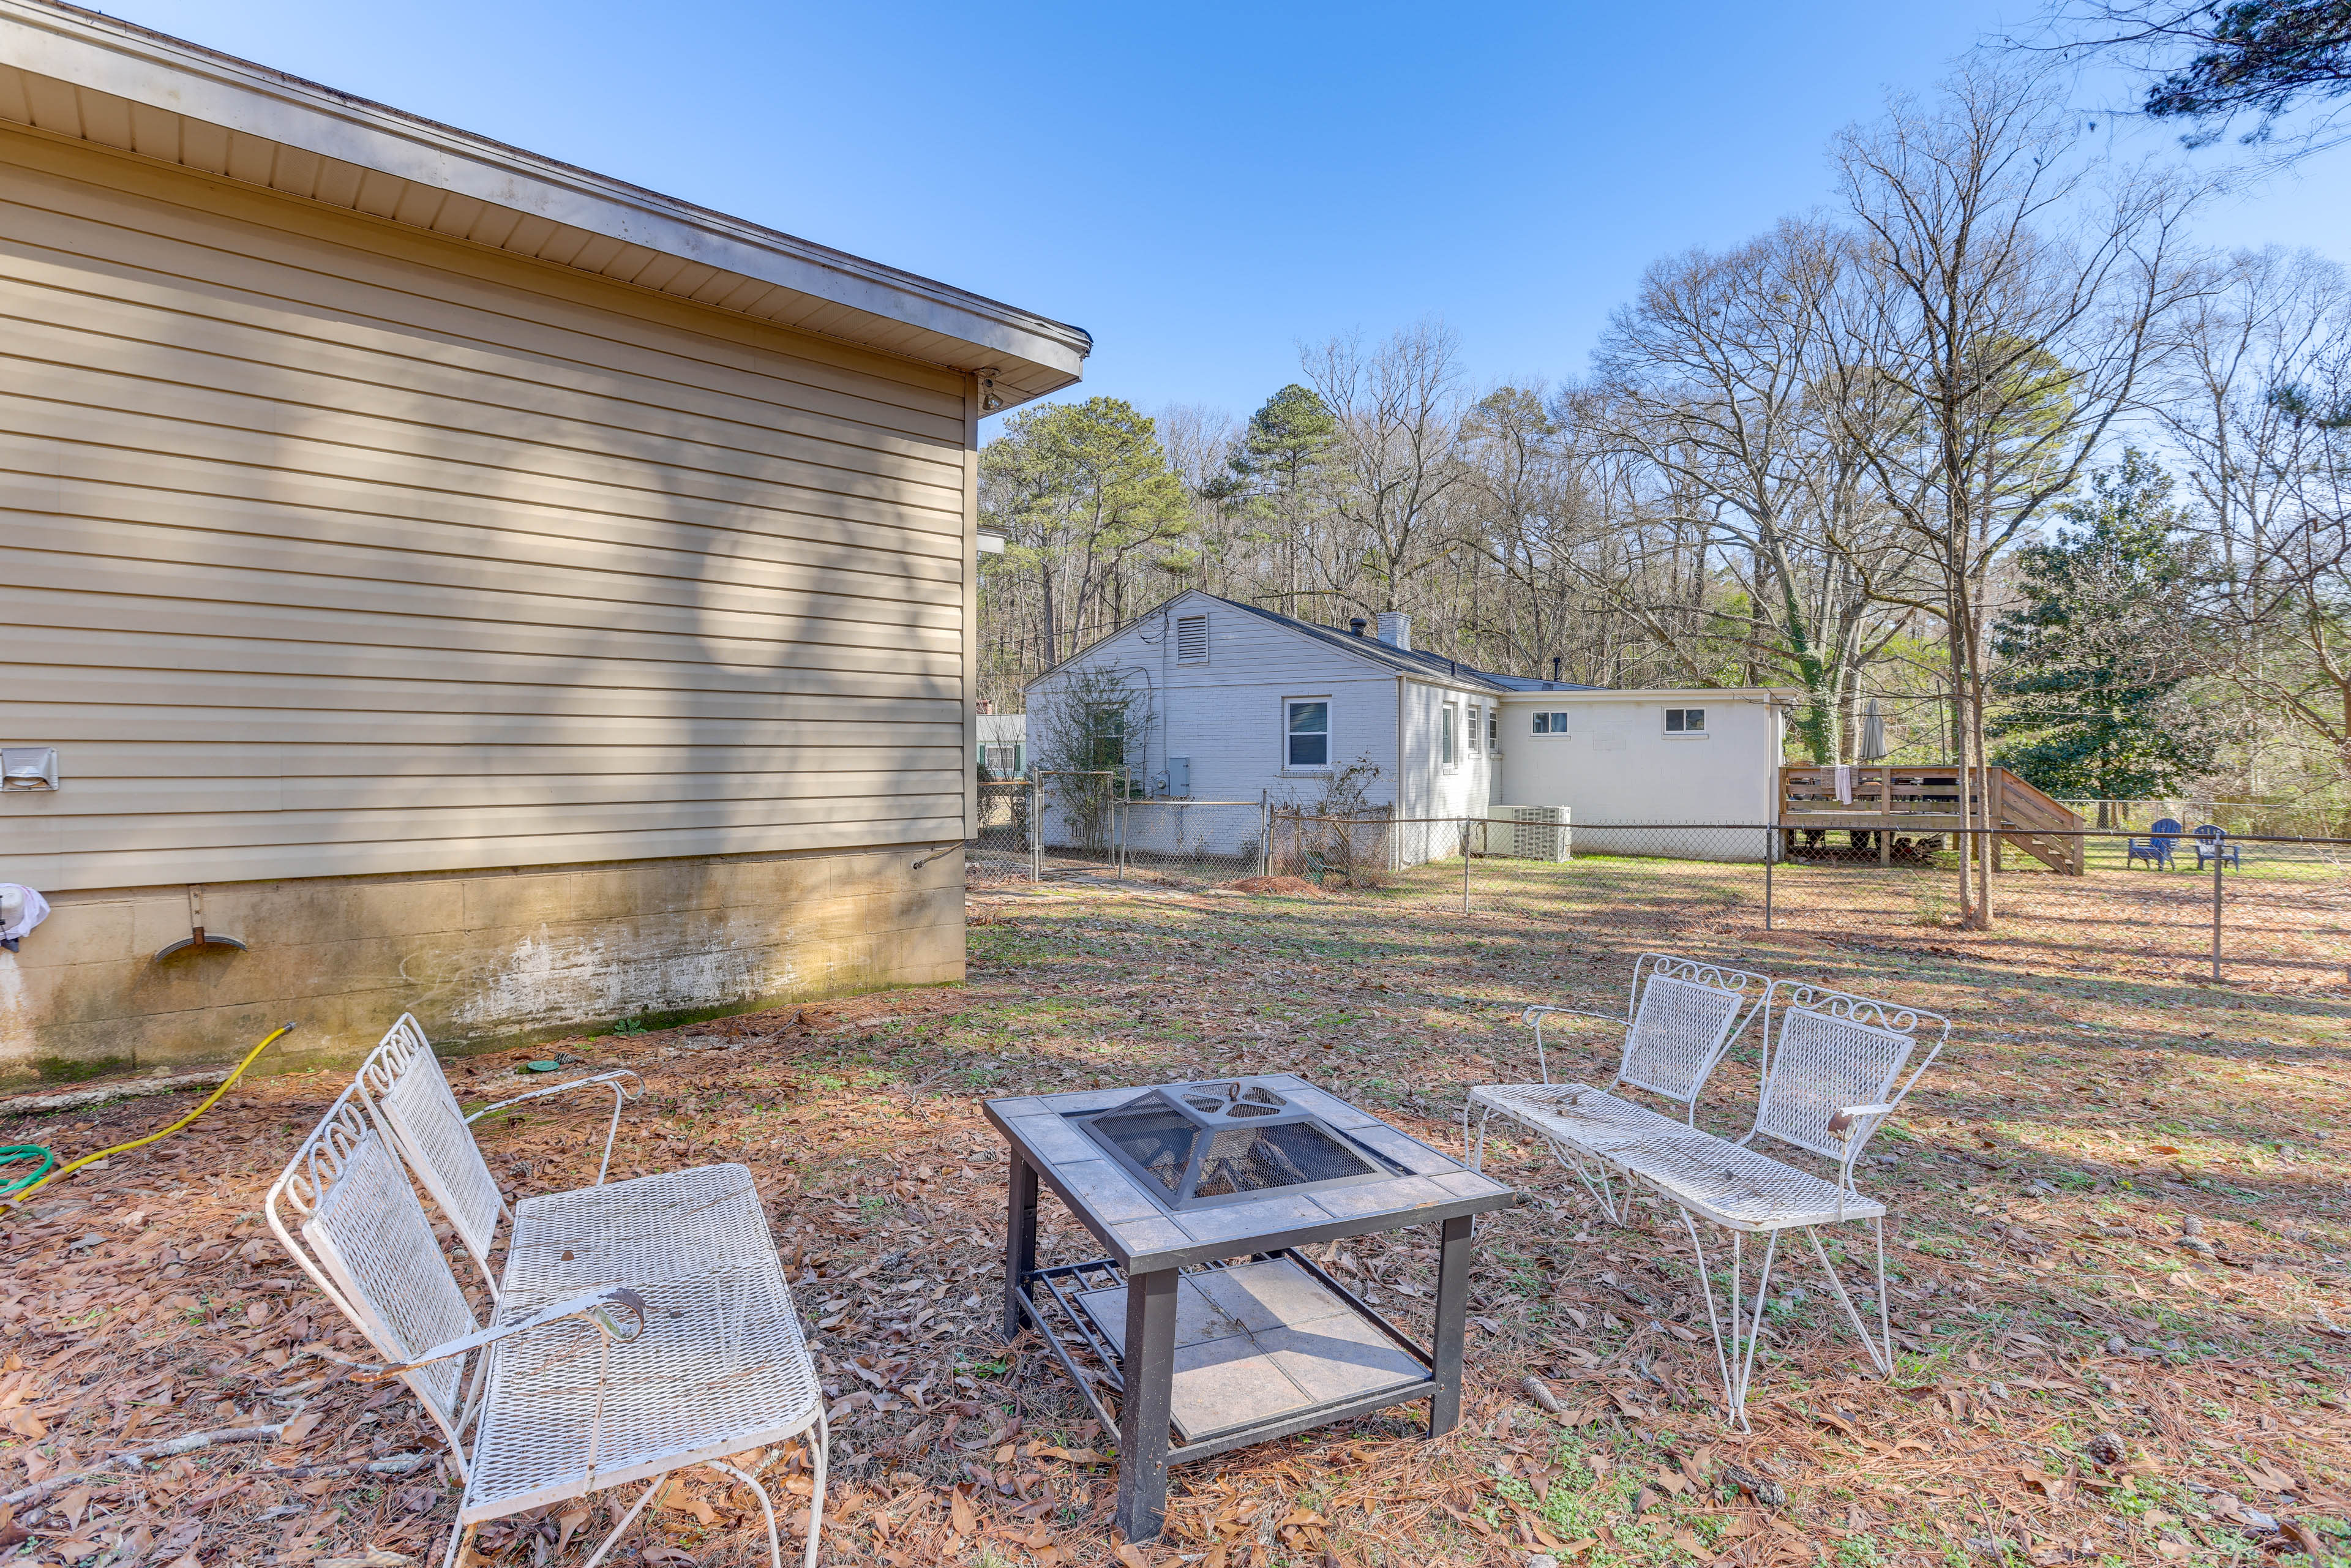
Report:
111,0,2351,422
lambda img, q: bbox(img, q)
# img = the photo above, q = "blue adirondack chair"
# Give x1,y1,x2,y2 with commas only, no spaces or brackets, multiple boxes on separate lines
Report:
2191,823,2241,870
2126,817,2184,869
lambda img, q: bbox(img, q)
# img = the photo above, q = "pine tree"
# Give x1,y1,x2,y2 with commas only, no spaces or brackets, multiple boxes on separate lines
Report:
1989,449,2219,819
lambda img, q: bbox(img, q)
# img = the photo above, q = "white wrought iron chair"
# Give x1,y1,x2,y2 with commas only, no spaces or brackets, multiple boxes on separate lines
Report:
1481,978,1944,1428
358,1015,771,1304
1463,952,1769,1221
268,1087,828,1568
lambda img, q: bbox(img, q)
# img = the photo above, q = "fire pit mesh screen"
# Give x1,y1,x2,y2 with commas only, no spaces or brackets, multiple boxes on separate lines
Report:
1193,1123,1374,1197
1089,1099,1200,1196
1076,1079,1400,1211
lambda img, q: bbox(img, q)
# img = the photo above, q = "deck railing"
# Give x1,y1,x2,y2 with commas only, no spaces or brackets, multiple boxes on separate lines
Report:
1779,765,2087,874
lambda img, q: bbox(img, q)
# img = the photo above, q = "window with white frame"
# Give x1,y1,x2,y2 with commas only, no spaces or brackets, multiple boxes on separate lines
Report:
1285,698,1330,770
1082,705,1128,768
1487,708,1500,751
1531,710,1571,735
1441,702,1458,768
1175,613,1209,663
1664,707,1708,735
1466,703,1482,755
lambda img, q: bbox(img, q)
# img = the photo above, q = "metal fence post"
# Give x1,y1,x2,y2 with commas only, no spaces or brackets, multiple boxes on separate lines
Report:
1030,776,1041,884
2211,839,2224,984
1763,823,1774,930
1462,815,1472,914
1260,793,1270,879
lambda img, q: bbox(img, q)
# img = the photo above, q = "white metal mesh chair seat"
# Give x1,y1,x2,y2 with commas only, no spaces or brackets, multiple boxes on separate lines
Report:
501,1165,771,1305
1602,1131,1887,1231
1465,1081,1697,1154
467,1259,822,1521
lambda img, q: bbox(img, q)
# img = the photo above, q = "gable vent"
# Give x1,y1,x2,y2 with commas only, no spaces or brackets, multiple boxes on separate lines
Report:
1176,613,1209,662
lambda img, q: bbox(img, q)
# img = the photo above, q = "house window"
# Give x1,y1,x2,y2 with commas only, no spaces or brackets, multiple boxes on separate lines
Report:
981,744,1015,776
1466,703,1481,756
1665,707,1708,735
1285,699,1329,770
1442,703,1458,768
1487,709,1500,751
1083,705,1127,769
1531,711,1570,735
1176,613,1209,663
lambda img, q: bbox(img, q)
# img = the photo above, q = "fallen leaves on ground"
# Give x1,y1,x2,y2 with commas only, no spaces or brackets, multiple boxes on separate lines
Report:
0,869,2345,1566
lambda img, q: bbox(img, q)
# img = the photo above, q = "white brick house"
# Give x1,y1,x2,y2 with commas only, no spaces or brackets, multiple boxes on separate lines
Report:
1021,591,1791,861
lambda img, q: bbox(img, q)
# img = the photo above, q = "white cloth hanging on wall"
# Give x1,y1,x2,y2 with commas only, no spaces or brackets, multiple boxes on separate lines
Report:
1,883,49,950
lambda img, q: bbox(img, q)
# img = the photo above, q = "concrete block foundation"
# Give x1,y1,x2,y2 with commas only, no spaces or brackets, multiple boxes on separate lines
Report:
0,845,966,1086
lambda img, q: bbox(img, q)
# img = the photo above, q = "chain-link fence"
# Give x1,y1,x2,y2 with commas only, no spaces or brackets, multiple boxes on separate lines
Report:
968,803,2351,987
1244,815,2351,989
2055,797,2351,837
965,780,1269,888
1116,800,1267,888
967,780,1034,885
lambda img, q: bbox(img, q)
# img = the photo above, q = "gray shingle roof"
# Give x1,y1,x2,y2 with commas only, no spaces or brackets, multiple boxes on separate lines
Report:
1209,596,1603,692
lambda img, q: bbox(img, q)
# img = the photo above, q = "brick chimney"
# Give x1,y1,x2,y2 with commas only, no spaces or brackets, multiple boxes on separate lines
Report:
1375,612,1411,650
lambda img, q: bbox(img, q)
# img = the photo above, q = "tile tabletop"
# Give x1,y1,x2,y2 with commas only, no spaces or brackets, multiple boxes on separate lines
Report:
982,1075,1519,1274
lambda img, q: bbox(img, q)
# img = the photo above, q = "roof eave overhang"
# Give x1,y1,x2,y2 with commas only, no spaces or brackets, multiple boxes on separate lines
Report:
0,0,1089,405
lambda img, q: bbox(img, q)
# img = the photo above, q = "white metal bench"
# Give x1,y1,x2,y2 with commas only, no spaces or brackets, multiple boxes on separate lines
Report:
268,1087,828,1568
1463,952,1769,1223
1469,978,1944,1427
357,1015,773,1304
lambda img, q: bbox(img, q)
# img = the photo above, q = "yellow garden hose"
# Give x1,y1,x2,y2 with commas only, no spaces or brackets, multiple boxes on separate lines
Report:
0,1021,296,1206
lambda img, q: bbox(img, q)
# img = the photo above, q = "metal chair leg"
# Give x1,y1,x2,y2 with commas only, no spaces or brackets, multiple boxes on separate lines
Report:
1803,1221,1894,1378
579,1472,670,1568
803,1408,829,1568
1719,1228,1779,1431
594,1081,626,1187
1680,1210,1778,1430
1540,1138,1621,1224
711,1462,782,1568
1679,1208,1734,1427
1464,1100,1491,1170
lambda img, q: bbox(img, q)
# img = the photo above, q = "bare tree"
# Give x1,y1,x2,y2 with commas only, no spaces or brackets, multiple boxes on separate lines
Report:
1824,62,2211,922
1303,323,1470,615
2162,248,2351,798
1592,220,1926,760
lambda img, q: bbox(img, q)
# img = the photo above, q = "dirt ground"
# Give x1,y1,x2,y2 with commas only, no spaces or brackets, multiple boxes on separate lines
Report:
2,864,2347,1568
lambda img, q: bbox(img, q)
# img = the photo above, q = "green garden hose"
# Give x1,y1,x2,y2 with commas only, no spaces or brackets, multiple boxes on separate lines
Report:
0,1144,56,1197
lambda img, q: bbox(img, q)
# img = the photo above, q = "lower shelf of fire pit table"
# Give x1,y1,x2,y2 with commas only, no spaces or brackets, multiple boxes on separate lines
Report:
1032,1254,1433,1448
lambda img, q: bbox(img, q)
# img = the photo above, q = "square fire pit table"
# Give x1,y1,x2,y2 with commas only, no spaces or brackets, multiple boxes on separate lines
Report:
984,1074,1518,1542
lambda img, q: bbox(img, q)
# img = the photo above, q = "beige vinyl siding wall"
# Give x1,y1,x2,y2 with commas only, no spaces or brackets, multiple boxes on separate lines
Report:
0,129,975,893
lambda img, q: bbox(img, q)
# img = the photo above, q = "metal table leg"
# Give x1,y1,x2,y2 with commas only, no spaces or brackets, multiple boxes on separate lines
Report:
1003,1154,1038,1341
1112,1266,1177,1543
1428,1213,1472,1435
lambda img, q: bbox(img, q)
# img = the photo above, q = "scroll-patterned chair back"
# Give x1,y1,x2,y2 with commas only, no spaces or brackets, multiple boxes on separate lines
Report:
1751,985,1946,1165
358,1014,509,1279
266,1088,479,1453
1615,955,1768,1105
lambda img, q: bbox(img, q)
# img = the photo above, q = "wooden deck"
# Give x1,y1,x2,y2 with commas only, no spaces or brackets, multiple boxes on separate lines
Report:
1779,765,2087,874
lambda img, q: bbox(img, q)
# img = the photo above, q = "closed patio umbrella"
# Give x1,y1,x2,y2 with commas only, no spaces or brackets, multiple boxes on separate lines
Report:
1858,698,1888,762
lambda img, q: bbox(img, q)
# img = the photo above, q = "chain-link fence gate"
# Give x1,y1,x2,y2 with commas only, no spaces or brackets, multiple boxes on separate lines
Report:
966,780,1033,886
